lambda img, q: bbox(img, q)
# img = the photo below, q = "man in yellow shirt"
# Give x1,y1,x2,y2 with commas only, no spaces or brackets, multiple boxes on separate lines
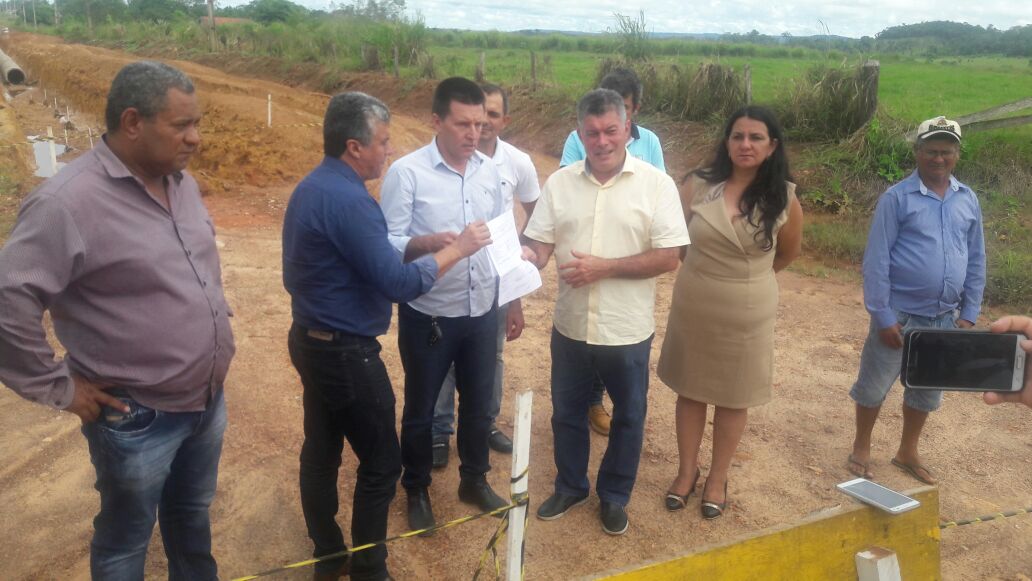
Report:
522,88,690,535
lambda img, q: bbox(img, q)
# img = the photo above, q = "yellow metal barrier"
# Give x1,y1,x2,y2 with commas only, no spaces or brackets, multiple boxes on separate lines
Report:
593,487,940,581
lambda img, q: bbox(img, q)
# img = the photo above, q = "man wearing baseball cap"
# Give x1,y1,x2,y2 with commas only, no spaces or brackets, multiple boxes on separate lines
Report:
846,116,986,484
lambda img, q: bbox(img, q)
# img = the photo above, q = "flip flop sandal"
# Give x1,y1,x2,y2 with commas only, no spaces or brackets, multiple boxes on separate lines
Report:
847,454,874,479
891,458,936,485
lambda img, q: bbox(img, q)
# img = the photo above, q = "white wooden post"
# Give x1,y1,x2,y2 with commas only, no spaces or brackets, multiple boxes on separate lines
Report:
506,391,533,581
855,546,902,581
46,126,56,174
87,126,94,148
63,127,68,147
267,94,272,128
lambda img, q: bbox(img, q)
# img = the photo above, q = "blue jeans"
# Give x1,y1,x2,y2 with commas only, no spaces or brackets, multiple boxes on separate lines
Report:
549,328,653,506
82,388,226,581
398,304,497,490
850,310,957,413
432,303,507,441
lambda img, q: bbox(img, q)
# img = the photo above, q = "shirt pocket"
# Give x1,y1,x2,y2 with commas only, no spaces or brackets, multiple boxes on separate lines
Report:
948,208,975,249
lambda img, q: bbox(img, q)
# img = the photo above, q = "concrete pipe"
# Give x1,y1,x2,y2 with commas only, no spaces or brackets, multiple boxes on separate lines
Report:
0,48,25,85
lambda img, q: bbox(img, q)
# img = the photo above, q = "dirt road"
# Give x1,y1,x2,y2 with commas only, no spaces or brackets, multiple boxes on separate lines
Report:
0,33,1029,580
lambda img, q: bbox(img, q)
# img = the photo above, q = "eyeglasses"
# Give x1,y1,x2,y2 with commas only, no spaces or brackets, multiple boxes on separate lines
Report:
428,317,443,347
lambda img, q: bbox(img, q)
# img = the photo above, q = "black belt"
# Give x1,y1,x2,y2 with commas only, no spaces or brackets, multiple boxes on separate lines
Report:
293,323,371,344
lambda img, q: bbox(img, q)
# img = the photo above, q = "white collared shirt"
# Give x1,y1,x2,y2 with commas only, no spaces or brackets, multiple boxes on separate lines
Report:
381,139,504,317
490,138,541,211
524,155,690,345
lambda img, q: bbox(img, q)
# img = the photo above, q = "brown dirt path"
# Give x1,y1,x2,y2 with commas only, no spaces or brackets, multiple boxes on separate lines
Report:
0,32,1029,581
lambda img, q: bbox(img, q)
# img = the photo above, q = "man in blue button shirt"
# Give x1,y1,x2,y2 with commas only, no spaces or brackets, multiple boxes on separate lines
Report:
847,116,986,485
381,78,509,533
282,92,490,581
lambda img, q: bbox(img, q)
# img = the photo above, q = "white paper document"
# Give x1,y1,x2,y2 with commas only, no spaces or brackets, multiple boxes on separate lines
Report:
485,212,542,305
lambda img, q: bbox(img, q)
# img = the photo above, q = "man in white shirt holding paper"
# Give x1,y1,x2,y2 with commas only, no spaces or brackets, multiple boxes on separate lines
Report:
380,77,508,532
432,83,541,466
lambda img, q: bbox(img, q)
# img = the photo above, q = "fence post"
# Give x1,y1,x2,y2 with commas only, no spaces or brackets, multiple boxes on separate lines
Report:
744,64,752,105
475,51,485,82
530,51,537,92
267,94,272,128
506,391,533,581
206,0,217,52
860,60,880,126
46,126,56,175
392,45,399,78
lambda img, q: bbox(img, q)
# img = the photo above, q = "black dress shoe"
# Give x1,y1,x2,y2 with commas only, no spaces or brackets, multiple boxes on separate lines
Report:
458,477,507,515
536,492,588,520
311,555,350,580
701,480,729,520
406,488,436,535
600,501,628,535
487,426,514,454
432,441,449,469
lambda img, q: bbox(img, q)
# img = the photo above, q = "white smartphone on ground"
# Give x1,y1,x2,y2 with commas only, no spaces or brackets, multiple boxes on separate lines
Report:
836,478,921,514
902,329,1027,392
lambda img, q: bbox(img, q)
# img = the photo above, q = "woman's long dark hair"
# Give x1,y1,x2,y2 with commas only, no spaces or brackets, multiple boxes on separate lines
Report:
695,105,792,251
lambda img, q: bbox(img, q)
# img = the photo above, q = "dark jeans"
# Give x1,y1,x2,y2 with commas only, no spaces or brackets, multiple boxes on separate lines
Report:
82,388,226,581
432,303,508,440
398,303,497,490
288,323,401,581
550,328,653,506
590,373,606,406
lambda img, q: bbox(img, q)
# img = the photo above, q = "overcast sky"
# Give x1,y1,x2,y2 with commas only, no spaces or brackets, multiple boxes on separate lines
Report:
300,0,1032,39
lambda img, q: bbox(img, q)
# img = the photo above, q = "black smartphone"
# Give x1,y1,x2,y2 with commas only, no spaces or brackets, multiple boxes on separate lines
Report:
901,329,1026,392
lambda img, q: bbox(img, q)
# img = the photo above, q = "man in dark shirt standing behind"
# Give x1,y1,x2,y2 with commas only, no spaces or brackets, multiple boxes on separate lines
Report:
0,61,234,580
282,92,490,581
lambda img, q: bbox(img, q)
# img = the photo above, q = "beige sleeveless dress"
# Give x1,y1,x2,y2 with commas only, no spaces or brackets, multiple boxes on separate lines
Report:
657,176,795,409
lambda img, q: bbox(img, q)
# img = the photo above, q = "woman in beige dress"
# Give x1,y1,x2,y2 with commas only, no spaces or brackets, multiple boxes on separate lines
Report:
658,106,803,519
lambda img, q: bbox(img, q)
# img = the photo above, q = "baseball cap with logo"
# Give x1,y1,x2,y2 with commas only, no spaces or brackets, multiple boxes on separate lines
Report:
916,116,961,143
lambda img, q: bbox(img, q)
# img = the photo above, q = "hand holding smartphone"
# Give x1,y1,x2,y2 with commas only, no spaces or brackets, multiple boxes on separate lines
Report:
901,328,1026,392
984,316,1032,408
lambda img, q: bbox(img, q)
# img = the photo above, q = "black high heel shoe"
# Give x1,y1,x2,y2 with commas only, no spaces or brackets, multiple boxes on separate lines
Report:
664,468,701,512
700,480,728,520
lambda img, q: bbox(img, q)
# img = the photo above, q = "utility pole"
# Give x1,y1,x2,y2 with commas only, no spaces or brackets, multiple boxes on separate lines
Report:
30,0,36,28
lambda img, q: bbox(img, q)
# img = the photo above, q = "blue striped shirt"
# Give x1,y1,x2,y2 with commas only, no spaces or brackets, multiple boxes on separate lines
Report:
862,171,986,329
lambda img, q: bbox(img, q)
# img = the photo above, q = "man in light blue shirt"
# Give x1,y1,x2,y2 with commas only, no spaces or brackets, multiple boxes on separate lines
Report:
380,77,508,533
559,68,665,172
847,116,986,486
559,67,665,436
